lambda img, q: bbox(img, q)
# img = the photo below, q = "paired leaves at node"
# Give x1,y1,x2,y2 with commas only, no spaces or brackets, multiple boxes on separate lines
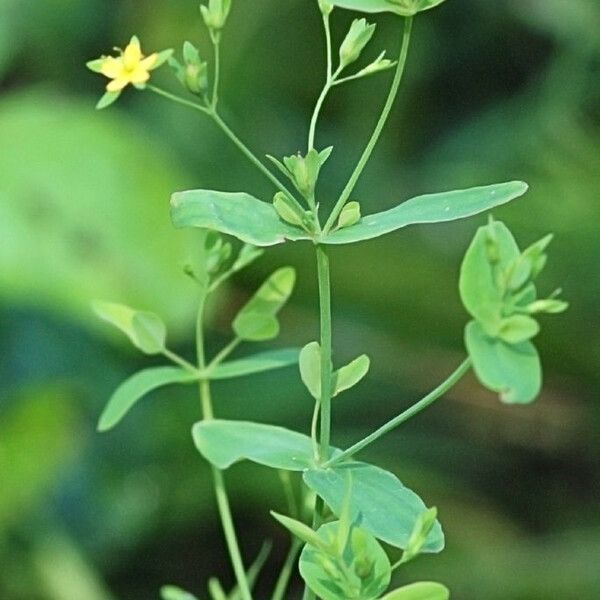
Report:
459,219,567,404
171,182,528,247
232,267,296,341
300,341,370,400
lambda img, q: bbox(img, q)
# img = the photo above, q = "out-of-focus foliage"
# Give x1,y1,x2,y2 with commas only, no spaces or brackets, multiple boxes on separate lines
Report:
1,0,599,599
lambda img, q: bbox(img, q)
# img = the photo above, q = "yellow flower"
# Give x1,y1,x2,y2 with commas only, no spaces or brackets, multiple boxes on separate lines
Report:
87,36,173,108
100,36,159,92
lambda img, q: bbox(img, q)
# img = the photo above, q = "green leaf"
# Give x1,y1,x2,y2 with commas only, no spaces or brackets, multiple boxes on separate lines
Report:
330,0,447,17
380,582,450,600
459,219,521,327
160,585,199,600
299,522,391,600
209,348,300,380
271,512,333,552
86,58,105,73
232,267,296,341
333,354,370,396
98,366,198,432
323,182,528,245
496,315,540,344
192,420,316,471
170,190,311,246
93,300,167,354
465,320,542,404
153,48,175,69
300,341,322,400
233,312,279,341
96,90,121,110
304,462,444,551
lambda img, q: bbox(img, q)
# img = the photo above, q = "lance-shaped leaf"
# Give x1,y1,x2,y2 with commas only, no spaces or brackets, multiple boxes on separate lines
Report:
209,348,300,380
380,582,450,600
304,462,444,551
98,367,198,432
93,300,167,354
323,182,528,245
170,190,311,246
233,267,296,341
192,420,316,471
330,0,448,16
465,320,542,404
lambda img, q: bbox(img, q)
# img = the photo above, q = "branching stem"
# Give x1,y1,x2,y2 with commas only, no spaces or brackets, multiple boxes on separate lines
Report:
323,358,472,468
323,16,414,235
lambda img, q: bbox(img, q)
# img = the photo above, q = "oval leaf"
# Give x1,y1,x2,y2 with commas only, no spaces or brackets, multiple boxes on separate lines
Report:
459,219,521,327
98,367,198,432
381,582,450,600
300,341,322,400
299,521,391,600
465,320,542,404
323,182,528,245
192,420,316,471
209,348,300,380
232,267,296,341
93,300,167,354
304,462,444,551
333,354,370,396
170,190,311,246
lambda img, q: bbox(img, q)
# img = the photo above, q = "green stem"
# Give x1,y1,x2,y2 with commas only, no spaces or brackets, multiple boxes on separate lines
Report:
161,348,200,374
307,15,338,151
205,337,241,373
316,245,333,461
212,34,221,108
323,16,414,235
148,86,303,212
196,296,253,600
271,540,302,600
210,110,305,213
148,85,210,115
323,358,472,468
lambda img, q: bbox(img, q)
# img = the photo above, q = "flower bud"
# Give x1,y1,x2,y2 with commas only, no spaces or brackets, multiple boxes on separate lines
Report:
318,0,334,16
339,19,376,69
200,0,232,32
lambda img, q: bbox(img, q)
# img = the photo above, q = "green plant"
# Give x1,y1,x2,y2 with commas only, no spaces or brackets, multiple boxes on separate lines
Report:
88,1,567,598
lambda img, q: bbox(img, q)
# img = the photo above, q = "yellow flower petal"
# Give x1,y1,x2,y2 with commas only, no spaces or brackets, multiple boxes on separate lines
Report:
106,77,129,92
140,53,158,71
129,66,151,84
123,37,143,70
101,56,125,79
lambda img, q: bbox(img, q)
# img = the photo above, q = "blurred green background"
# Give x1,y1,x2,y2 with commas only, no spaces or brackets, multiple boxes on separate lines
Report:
1,0,599,598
